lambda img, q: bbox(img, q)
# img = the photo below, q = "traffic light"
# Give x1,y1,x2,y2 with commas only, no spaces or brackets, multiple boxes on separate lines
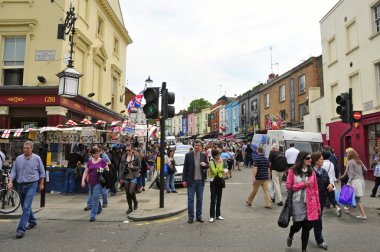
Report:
351,111,362,123
166,91,175,118
335,92,351,123
143,87,159,119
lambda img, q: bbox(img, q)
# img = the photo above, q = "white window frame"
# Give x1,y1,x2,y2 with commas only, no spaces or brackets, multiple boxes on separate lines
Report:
241,104,246,115
279,84,286,102
265,93,270,108
3,36,26,86
374,3,380,33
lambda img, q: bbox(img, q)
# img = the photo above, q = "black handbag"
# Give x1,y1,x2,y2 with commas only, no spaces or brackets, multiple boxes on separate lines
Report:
278,185,293,228
212,160,225,189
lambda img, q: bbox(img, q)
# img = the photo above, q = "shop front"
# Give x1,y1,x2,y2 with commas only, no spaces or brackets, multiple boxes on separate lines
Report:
325,111,380,181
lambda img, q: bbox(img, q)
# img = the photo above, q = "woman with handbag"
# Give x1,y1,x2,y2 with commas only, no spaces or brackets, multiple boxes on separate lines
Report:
209,149,225,223
81,147,109,222
345,148,367,219
371,147,380,197
286,151,320,252
121,144,141,214
311,152,331,250
165,149,177,193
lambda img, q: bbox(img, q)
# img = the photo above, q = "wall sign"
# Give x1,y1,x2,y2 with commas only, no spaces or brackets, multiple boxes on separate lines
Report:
35,50,56,61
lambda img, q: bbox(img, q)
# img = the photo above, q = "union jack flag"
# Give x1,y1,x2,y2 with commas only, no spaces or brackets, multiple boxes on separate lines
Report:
1,129,11,138
66,120,77,126
13,128,23,137
127,90,144,114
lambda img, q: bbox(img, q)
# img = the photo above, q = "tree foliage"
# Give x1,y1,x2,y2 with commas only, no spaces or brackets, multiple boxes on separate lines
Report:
187,98,212,113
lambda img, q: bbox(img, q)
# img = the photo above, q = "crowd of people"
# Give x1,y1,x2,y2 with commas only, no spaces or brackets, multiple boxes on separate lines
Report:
4,136,379,247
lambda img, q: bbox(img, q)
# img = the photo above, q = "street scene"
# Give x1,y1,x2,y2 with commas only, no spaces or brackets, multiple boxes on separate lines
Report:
1,167,380,252
1,0,380,251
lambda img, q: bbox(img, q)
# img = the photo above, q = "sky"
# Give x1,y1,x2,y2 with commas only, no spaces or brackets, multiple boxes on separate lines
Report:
119,0,339,112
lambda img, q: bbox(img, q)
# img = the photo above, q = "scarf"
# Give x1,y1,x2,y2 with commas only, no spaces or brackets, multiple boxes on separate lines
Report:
314,167,323,176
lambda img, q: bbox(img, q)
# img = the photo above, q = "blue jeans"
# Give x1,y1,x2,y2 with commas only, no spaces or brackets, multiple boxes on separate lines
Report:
87,187,108,206
88,183,102,219
17,181,38,234
166,173,175,192
140,172,146,188
62,168,76,193
187,180,204,220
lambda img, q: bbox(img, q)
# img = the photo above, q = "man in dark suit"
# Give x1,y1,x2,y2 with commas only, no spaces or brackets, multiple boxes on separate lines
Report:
182,140,209,223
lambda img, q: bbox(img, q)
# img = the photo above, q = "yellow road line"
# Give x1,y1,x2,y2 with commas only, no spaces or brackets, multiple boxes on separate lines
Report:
135,213,187,226
0,219,11,222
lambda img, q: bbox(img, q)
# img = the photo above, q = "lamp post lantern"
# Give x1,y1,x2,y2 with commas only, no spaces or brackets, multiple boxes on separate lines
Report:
56,3,82,97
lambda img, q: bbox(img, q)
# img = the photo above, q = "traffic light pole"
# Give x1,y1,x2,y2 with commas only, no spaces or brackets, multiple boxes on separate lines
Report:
338,88,353,182
159,82,167,208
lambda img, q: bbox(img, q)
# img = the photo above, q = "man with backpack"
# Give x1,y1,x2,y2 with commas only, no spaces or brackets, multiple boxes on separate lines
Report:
269,145,288,206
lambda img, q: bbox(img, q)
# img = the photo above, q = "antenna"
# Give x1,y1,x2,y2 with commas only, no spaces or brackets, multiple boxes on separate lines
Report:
270,46,273,74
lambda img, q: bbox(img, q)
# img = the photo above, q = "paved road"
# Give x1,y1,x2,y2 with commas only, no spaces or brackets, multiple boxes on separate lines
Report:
1,167,379,252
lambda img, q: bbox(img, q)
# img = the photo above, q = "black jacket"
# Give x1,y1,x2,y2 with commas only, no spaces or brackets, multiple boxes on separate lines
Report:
182,151,209,186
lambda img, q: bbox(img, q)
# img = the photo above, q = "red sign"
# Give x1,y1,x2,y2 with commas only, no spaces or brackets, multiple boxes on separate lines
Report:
352,111,362,123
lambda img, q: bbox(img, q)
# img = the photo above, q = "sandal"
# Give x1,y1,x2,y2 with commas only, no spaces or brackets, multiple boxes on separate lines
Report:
318,242,328,250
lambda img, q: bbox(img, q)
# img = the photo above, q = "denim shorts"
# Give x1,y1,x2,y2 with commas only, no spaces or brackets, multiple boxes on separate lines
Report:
125,178,138,184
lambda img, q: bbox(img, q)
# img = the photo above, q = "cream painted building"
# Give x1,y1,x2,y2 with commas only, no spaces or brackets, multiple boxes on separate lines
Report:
0,0,132,128
200,107,210,134
304,0,380,170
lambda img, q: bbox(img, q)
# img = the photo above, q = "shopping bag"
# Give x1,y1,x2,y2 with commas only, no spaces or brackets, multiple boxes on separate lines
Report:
351,191,357,208
374,164,380,177
163,164,168,176
339,185,354,205
269,180,274,199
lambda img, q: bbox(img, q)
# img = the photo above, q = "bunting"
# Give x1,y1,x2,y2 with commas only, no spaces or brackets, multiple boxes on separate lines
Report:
66,120,77,126
13,128,23,137
80,118,92,125
1,129,11,138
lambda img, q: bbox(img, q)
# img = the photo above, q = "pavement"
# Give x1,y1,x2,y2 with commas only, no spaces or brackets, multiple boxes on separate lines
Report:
0,179,188,222
1,177,379,223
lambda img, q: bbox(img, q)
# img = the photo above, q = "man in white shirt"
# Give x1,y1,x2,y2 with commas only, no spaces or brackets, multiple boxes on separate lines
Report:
321,151,341,217
284,143,299,168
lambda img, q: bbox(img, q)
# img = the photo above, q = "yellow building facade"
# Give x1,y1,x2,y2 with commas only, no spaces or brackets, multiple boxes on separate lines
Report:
0,0,132,128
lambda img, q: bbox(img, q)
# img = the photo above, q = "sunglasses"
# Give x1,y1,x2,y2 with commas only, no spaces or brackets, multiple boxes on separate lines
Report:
304,157,311,160
126,149,131,152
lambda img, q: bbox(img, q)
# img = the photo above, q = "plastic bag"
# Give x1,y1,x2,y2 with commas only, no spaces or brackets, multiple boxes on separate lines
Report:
374,164,380,177
339,185,354,205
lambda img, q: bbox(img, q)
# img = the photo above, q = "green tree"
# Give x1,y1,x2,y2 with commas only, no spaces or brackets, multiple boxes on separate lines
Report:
187,98,212,113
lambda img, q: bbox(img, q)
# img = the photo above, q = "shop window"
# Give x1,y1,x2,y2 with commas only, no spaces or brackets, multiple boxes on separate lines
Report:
3,37,25,86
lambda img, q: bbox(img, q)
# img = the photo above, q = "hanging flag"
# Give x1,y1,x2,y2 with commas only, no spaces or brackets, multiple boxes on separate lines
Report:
95,120,107,125
13,128,23,137
80,118,92,125
111,121,121,126
127,90,144,114
66,119,77,126
1,129,11,138
276,114,283,128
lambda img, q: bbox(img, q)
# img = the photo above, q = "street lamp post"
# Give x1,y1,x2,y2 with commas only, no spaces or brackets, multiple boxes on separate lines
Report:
56,3,82,97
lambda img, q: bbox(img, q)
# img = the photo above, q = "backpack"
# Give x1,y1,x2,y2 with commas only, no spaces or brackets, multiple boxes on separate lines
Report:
274,152,288,172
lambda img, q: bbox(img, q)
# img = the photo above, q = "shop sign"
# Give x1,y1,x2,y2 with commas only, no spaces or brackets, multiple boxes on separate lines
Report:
22,122,38,129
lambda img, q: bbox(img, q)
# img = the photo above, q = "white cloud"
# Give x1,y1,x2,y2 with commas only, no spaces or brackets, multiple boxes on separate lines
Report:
120,0,339,111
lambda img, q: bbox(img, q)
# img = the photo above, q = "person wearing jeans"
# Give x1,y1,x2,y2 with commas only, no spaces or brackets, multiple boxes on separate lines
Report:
182,140,209,223
8,141,45,239
209,149,225,223
165,149,177,193
63,148,83,195
81,147,109,222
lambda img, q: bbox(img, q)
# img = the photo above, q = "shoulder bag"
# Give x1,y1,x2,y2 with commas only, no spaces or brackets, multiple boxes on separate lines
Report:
278,185,293,228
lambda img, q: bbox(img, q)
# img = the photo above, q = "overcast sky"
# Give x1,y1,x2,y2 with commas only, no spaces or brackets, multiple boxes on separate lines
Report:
120,0,339,111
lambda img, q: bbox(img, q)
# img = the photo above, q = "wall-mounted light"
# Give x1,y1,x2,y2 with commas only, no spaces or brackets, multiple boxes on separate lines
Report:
87,92,95,98
105,102,112,106
37,76,46,83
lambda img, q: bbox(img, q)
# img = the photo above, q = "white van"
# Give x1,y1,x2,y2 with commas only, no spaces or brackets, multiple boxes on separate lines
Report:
264,130,323,156
165,136,176,147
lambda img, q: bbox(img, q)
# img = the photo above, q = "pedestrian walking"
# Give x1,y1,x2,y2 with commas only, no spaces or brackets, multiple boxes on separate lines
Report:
245,144,253,168
311,152,330,250
370,147,380,197
321,151,341,217
286,151,320,252
120,144,141,214
246,146,271,208
269,145,288,206
285,143,299,168
344,148,368,219
8,141,45,239
235,147,243,171
81,147,109,222
209,149,225,223
182,140,209,223
62,147,83,195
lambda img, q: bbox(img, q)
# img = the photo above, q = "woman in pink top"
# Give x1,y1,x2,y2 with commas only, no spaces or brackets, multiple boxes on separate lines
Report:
81,147,108,222
285,151,320,252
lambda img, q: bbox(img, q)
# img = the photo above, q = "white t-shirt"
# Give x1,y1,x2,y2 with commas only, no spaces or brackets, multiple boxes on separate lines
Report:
0,151,5,170
285,147,299,165
322,160,336,184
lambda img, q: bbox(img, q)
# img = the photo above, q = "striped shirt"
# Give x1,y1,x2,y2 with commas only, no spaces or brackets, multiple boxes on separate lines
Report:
254,154,269,180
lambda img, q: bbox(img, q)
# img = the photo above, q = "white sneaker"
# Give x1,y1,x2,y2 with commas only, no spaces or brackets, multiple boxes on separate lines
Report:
216,216,224,220
209,218,214,223
344,207,350,214
336,208,342,217
356,215,367,220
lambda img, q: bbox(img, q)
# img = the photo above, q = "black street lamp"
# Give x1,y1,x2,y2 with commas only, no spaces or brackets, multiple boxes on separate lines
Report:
56,3,82,97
